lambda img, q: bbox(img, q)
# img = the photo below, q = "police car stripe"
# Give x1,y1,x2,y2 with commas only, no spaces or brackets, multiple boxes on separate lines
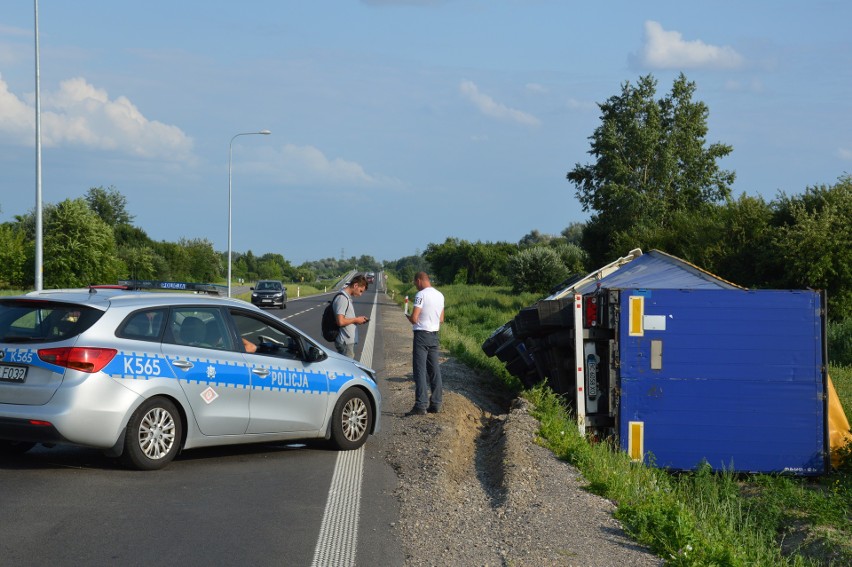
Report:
311,292,378,566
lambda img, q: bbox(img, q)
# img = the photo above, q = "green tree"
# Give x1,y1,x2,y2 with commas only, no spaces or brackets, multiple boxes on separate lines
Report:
424,238,515,285
567,73,735,265
560,222,585,246
43,198,122,287
180,238,220,282
770,176,852,320
119,244,157,280
85,185,134,228
0,224,29,287
508,246,570,295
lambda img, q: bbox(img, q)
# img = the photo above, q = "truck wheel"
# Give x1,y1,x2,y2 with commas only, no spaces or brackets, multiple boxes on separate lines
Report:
330,388,372,451
121,397,183,470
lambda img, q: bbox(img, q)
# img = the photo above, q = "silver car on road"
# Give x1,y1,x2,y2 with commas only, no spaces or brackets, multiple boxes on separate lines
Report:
0,287,380,469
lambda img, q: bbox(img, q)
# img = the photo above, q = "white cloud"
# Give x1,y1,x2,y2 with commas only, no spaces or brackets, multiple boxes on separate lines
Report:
637,21,744,70
460,80,540,127
273,143,403,189
0,74,193,161
837,148,852,161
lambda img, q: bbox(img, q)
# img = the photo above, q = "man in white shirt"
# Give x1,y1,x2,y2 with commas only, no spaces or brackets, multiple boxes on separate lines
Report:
406,272,445,415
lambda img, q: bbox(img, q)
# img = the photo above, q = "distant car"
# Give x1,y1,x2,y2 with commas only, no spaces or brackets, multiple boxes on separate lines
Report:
366,273,375,284
251,280,286,309
0,288,380,470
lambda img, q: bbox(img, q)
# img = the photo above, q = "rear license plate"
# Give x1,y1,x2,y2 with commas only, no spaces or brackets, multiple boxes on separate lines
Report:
0,364,27,383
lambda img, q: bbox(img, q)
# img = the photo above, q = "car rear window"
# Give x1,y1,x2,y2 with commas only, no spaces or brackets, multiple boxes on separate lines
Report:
0,300,104,343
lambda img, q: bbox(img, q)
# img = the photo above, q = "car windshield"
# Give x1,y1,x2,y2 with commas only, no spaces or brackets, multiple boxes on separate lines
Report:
257,282,281,291
0,300,103,343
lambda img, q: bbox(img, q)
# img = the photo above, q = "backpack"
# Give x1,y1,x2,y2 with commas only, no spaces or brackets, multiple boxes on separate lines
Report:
321,292,347,342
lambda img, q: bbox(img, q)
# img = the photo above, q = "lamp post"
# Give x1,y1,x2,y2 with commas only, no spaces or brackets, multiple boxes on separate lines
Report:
228,130,271,297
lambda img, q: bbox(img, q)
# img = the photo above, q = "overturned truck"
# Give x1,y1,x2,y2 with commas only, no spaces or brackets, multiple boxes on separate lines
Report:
483,249,845,475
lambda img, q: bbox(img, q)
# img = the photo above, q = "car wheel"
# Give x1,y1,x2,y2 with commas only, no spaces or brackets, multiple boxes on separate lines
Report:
121,397,183,470
0,440,36,455
330,388,372,451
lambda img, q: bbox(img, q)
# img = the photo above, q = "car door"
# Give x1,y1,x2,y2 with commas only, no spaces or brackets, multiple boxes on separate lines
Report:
229,309,330,434
161,306,251,436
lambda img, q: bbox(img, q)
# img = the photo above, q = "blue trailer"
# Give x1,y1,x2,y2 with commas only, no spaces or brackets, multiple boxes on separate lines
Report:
484,249,830,475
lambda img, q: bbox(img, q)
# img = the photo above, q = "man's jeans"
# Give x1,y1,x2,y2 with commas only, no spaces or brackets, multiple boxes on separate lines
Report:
335,340,355,359
412,330,442,410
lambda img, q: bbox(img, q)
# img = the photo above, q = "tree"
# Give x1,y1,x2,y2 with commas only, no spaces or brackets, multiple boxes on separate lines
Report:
180,238,220,282
85,186,134,228
567,73,735,265
43,198,123,287
770,176,852,320
0,224,29,287
508,246,570,295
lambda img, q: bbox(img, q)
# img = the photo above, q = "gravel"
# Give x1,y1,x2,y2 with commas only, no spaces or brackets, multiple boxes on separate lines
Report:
377,300,664,567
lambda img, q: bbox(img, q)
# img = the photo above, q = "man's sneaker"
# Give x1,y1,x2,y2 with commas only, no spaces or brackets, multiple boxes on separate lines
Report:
427,405,443,414
405,406,427,416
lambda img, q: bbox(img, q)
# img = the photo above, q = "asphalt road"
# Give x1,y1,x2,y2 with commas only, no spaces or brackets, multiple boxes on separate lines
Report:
0,284,405,566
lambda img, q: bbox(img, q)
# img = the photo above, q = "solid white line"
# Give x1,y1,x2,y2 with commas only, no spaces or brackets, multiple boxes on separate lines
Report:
310,290,378,567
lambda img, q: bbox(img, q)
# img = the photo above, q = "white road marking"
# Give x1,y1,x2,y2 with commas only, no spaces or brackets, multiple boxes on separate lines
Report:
310,291,378,567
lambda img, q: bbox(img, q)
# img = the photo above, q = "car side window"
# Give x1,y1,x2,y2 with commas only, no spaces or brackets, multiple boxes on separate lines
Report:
230,311,302,360
165,307,234,351
119,309,167,341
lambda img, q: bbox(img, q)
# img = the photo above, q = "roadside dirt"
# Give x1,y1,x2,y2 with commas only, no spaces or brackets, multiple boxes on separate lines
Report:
378,299,663,566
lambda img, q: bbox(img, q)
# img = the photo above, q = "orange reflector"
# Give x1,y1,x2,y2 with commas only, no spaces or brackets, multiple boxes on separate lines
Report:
629,296,644,336
628,421,644,462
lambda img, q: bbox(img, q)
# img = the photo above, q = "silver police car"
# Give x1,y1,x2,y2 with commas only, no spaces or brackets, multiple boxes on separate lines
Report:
0,287,380,470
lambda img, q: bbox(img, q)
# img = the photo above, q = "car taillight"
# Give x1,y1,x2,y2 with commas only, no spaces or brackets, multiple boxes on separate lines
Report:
584,296,598,327
38,347,118,373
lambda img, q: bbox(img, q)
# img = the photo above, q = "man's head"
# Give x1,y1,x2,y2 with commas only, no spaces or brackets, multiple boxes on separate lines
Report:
347,274,368,296
413,271,431,291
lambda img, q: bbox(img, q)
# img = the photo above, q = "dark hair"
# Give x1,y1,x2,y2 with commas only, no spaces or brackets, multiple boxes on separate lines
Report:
349,274,368,289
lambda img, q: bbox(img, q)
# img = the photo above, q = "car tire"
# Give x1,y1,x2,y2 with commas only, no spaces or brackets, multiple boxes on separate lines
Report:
329,388,372,451
0,440,36,455
121,397,183,470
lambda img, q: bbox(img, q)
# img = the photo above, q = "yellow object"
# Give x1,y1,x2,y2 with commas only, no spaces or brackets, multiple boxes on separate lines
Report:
629,296,644,337
628,421,644,462
828,375,852,469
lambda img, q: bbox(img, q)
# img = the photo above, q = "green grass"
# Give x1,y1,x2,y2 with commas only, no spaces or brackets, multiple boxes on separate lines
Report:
384,276,852,566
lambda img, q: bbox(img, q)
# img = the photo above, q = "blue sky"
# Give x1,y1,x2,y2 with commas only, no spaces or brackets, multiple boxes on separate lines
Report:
1,1,850,265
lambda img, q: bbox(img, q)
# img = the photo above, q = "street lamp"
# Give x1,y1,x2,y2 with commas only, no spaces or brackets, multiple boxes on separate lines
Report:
228,130,271,297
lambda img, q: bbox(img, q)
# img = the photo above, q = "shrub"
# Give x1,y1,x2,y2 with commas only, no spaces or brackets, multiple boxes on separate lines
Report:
508,246,570,294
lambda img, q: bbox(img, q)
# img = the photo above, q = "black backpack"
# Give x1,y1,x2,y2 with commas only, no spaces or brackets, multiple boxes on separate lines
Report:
321,292,347,342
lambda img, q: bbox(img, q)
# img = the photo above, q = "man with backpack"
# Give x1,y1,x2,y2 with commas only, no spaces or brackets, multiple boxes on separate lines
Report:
331,274,369,358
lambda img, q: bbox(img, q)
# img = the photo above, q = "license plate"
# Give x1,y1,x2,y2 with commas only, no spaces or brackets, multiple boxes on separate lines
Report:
262,299,272,303
0,364,27,383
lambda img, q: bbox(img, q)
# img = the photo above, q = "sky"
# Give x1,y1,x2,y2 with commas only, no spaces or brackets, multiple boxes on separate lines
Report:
1,1,851,265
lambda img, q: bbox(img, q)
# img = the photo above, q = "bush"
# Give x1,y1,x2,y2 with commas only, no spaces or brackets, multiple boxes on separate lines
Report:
508,246,570,295
828,318,852,366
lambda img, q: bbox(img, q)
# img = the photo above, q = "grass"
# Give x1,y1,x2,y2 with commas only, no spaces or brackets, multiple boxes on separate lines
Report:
385,275,852,566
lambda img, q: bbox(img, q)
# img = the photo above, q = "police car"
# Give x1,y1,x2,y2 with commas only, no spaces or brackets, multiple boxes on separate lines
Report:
0,283,380,470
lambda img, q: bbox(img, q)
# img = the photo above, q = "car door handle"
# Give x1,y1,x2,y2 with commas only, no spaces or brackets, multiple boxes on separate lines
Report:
252,368,270,378
172,360,193,370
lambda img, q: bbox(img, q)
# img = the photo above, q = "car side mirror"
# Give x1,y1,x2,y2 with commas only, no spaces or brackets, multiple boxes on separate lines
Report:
306,346,326,363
